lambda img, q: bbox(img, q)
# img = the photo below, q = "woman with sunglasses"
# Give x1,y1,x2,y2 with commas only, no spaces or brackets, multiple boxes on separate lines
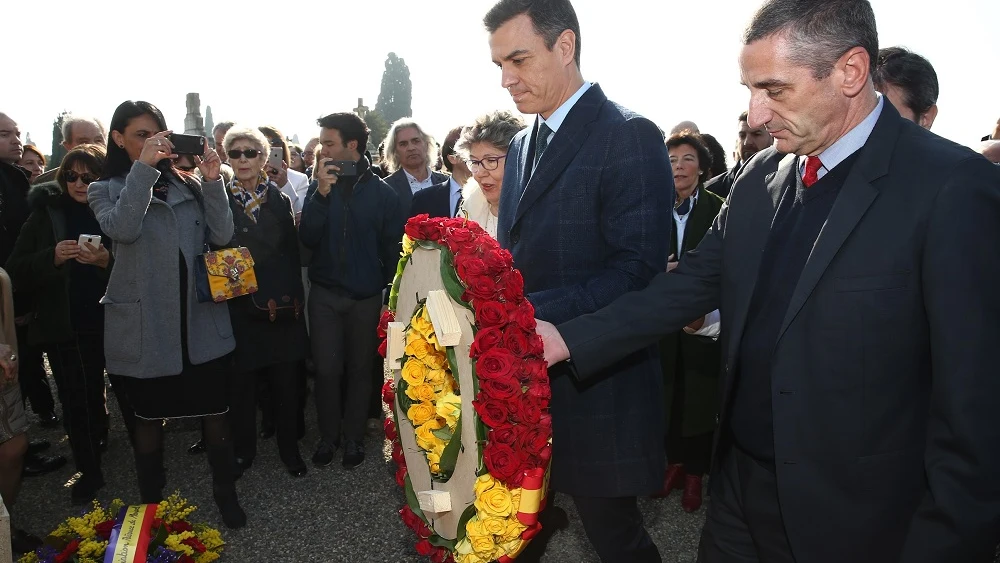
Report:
87,101,245,528
6,144,125,504
454,110,525,238
220,127,308,478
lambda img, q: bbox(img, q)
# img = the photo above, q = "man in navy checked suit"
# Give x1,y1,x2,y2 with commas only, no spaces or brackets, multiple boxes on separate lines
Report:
485,1,673,560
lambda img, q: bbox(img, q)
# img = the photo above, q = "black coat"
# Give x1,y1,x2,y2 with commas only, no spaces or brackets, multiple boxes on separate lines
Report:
384,168,449,220
559,101,1000,563
408,179,453,219
5,182,112,345
0,161,33,315
226,186,308,373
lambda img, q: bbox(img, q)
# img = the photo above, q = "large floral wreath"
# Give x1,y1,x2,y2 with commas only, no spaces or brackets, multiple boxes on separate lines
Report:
379,215,553,563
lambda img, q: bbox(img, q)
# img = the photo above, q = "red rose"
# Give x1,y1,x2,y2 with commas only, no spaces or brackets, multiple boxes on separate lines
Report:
465,275,498,301
415,539,434,556
95,519,115,540
430,547,453,563
476,348,517,380
404,214,432,240
500,270,525,302
455,254,488,280
395,464,408,487
384,418,397,441
377,338,388,358
514,397,542,425
482,247,513,271
502,325,531,358
481,376,522,400
182,537,207,553
490,425,519,447
419,221,444,241
382,380,396,406
469,326,503,358
512,302,536,332
400,505,423,532
443,228,475,253
526,378,551,408
539,413,553,430
55,539,81,563
526,334,544,357
524,360,548,386
178,556,196,563
392,441,405,465
473,396,510,428
475,300,509,328
483,443,521,482
517,424,550,456
377,309,394,338
537,443,552,463
169,520,194,533
441,217,468,230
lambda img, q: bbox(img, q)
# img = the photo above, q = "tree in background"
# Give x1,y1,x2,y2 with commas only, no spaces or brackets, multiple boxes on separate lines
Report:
375,52,412,127
365,110,390,155
49,111,70,168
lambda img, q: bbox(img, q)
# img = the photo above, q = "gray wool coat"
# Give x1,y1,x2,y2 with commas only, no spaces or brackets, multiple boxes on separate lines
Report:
88,161,236,378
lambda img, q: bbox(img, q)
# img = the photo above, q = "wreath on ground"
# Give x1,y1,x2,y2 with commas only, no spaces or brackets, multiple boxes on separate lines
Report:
380,214,552,563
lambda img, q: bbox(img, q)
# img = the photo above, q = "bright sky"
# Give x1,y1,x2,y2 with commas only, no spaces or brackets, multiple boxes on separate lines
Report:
4,0,998,164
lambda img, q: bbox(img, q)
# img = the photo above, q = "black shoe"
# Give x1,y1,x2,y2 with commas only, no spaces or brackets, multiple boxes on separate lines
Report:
22,453,67,477
71,474,106,505
187,439,206,455
37,411,60,429
26,439,50,456
311,442,337,467
11,528,42,554
214,492,247,529
342,440,365,470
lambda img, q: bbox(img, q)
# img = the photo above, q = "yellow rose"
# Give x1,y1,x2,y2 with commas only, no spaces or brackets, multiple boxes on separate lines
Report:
436,393,461,430
412,314,435,340
401,234,415,256
425,368,447,387
482,517,506,535
466,520,496,556
401,358,427,387
415,418,445,451
500,518,526,542
475,484,513,518
408,402,436,426
500,538,525,558
474,474,497,498
404,336,434,360
423,351,449,370
405,383,437,403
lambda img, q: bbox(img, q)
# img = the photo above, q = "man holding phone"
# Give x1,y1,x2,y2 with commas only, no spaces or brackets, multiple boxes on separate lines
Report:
299,112,402,470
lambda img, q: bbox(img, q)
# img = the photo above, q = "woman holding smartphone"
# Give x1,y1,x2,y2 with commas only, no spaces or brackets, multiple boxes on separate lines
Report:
6,144,122,505
88,101,245,528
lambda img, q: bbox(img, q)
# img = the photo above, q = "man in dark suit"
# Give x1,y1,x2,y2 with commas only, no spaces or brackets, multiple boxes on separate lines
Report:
484,1,672,561
537,1,1000,562
381,119,449,218
704,111,772,199
409,126,471,219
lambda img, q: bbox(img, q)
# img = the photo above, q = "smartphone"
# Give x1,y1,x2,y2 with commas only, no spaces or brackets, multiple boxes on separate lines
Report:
77,234,102,249
327,160,358,177
268,147,284,171
168,133,205,156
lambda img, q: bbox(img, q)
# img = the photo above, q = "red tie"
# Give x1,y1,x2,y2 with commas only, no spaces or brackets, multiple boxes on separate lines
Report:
802,156,823,187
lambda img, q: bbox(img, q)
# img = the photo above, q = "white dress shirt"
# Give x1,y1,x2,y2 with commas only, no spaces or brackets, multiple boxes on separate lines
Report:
404,167,437,194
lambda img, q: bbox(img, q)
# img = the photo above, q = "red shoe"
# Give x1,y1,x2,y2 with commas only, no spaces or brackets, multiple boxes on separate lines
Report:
652,463,685,498
681,474,703,512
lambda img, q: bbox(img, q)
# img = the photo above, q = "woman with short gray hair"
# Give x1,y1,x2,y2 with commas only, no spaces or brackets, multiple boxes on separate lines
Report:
454,110,525,238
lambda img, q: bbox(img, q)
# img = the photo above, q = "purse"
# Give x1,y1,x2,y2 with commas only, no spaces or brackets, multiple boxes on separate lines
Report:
194,246,258,303
250,293,303,322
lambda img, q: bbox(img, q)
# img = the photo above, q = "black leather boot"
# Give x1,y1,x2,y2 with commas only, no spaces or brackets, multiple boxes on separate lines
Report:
207,444,247,528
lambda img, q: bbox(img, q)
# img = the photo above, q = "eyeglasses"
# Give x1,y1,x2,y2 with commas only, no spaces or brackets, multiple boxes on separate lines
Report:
64,170,97,184
228,148,262,159
467,154,507,172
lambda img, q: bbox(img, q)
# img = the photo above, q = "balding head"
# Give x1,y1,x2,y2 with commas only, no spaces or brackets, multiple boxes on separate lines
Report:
62,115,106,150
979,140,1000,164
670,120,700,135
0,112,23,164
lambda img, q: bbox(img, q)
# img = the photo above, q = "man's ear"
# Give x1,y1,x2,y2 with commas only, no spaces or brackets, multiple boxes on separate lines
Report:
838,46,870,98
348,139,358,153
919,104,938,130
556,28,577,67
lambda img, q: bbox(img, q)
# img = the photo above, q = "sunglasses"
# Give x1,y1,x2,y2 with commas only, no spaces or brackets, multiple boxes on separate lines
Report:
64,170,97,184
227,148,262,159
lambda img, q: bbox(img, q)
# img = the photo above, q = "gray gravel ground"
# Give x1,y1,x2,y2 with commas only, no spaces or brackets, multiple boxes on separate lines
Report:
12,375,706,562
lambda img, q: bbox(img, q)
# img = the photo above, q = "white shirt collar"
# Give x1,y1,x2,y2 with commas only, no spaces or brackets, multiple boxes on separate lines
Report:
404,167,435,191
539,82,592,134
799,94,884,178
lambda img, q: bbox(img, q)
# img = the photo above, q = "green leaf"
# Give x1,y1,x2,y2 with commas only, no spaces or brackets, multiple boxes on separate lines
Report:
147,520,169,550
456,503,478,542
432,426,453,441
445,347,461,395
404,474,423,517
388,254,409,311
396,378,414,414
440,249,472,311
428,535,457,550
438,412,463,477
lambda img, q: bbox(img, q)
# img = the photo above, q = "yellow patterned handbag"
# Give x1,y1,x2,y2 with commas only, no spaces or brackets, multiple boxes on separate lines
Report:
195,247,258,303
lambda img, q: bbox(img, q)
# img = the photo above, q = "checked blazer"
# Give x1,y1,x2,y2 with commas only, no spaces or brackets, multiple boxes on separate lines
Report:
497,83,674,497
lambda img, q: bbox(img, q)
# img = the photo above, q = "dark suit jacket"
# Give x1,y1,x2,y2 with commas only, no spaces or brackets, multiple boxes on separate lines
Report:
498,83,673,497
703,163,741,199
408,178,453,219
559,101,1000,562
384,168,449,220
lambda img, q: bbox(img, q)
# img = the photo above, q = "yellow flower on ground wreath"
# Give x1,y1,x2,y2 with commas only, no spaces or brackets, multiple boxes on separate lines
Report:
406,383,437,403
401,358,427,387
408,402,437,427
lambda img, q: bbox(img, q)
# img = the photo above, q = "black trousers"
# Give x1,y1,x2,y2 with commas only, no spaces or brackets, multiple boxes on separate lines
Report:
666,348,715,476
47,332,108,478
15,323,55,416
697,445,796,563
229,361,302,466
573,495,662,563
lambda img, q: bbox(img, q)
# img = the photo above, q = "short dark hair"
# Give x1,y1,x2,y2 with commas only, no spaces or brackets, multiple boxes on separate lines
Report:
666,131,713,179
440,126,464,173
743,0,878,80
103,100,173,180
317,113,370,155
258,125,290,165
699,133,729,178
873,46,938,117
484,0,582,67
738,111,749,124
57,144,106,192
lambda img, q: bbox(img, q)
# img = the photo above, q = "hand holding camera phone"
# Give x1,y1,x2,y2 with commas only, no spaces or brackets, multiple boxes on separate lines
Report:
168,134,206,156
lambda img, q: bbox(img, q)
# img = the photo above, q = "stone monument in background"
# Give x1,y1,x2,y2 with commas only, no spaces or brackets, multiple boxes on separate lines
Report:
184,93,205,137
204,106,215,146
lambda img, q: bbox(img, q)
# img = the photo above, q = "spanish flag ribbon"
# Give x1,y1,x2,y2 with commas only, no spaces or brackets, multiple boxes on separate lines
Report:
104,504,157,563
515,467,546,527
497,539,528,562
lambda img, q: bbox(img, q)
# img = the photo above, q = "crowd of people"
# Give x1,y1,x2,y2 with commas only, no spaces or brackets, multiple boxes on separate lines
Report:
1,0,999,560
